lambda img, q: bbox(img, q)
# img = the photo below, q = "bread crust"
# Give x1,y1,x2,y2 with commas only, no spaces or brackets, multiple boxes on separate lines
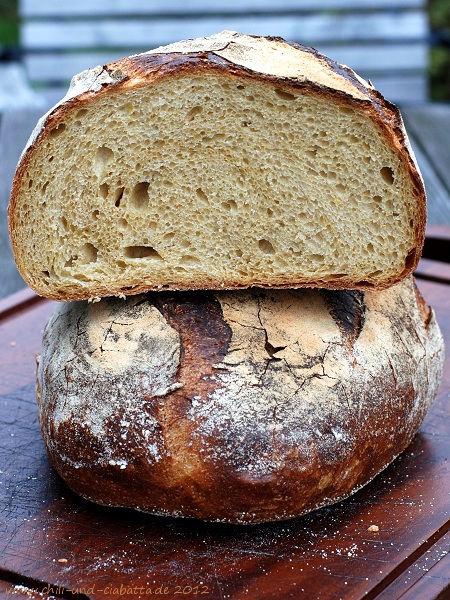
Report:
9,32,426,300
36,276,444,524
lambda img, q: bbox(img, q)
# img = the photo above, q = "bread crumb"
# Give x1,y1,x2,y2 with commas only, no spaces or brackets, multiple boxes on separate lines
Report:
88,296,101,303
9,341,16,347
57,557,68,563
368,524,379,532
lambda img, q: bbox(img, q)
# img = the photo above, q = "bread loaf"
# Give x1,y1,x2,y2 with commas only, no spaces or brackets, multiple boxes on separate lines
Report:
10,31,425,301
36,276,444,524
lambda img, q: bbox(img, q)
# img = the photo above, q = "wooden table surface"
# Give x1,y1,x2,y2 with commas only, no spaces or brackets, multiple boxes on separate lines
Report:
1,236,450,599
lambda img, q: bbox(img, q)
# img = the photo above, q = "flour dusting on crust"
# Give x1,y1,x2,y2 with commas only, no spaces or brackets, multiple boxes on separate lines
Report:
36,277,444,524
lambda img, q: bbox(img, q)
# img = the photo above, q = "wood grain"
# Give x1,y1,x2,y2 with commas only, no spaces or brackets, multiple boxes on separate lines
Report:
403,105,450,197
20,0,427,17
19,0,429,106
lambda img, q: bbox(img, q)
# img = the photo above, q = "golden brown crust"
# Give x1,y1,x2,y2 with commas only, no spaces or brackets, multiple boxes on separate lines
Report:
36,277,444,524
9,32,426,299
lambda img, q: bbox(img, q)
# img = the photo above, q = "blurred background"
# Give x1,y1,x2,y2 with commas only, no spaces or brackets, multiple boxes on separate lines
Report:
0,0,449,298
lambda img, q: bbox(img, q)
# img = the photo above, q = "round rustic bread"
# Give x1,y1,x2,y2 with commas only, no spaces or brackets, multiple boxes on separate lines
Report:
10,31,425,300
36,277,443,524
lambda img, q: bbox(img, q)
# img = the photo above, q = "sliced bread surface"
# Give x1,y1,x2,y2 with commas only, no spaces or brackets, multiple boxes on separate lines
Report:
9,31,426,300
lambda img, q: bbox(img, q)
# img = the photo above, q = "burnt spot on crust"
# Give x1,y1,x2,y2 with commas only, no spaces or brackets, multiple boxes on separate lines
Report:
146,290,232,427
149,290,232,382
321,289,366,346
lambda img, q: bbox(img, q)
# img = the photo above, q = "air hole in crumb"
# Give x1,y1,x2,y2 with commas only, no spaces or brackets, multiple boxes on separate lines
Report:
185,105,203,122
59,216,68,229
181,255,201,265
258,239,275,254
92,210,99,219
380,166,394,184
120,102,134,114
65,256,75,267
75,109,88,119
41,270,50,278
130,182,149,210
124,245,163,259
99,183,109,199
324,273,347,279
196,188,208,202
373,195,382,203
222,199,238,211
81,243,98,263
95,145,114,177
114,187,125,207
49,123,66,138
236,84,245,90
275,88,296,101
118,217,130,230
28,180,33,189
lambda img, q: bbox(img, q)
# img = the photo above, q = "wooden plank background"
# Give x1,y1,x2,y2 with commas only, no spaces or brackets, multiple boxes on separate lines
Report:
19,0,429,107
20,0,428,15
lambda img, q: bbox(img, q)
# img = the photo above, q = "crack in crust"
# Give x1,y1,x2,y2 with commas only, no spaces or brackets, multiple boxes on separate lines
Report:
36,278,444,524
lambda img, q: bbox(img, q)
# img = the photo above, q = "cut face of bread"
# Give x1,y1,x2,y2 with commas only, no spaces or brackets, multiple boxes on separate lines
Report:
9,31,426,300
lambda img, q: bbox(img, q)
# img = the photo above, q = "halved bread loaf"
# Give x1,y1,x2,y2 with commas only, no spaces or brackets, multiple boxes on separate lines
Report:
9,31,426,300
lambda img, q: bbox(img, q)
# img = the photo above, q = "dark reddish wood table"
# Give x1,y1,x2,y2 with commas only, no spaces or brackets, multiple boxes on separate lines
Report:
1,232,450,599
